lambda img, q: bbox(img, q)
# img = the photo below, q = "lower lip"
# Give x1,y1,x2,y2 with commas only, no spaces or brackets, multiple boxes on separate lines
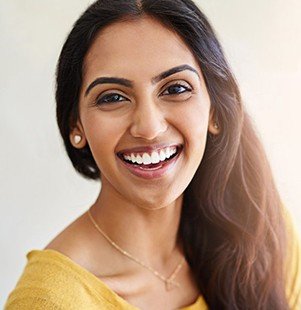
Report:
117,150,182,180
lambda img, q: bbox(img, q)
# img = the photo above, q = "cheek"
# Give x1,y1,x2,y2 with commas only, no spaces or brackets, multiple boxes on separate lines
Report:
82,113,126,159
174,99,210,149
173,100,210,178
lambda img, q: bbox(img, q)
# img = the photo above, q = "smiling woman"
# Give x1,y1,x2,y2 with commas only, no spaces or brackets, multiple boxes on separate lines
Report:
4,0,301,309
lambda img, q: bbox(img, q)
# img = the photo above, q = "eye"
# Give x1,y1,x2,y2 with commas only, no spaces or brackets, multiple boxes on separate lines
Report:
161,83,192,96
95,93,128,105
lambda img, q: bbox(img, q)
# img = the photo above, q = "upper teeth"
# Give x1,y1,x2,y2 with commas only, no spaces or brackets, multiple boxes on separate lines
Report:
123,146,178,165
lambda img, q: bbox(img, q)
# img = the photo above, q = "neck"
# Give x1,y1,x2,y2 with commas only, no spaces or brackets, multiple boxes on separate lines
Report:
90,179,184,267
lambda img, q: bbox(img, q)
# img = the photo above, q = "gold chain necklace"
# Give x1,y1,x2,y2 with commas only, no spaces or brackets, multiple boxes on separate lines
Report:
87,207,185,291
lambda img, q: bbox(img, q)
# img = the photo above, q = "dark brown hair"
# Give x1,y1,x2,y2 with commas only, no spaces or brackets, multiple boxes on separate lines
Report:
56,0,288,308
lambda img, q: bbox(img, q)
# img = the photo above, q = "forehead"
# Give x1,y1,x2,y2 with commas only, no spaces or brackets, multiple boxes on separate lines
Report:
82,16,201,83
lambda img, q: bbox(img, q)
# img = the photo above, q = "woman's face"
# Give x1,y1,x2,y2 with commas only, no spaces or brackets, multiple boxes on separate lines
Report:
73,16,218,208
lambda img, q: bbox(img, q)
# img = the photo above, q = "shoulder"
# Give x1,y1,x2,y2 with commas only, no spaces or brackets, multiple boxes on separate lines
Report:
4,248,119,310
4,211,119,310
43,210,120,277
4,249,76,309
43,211,92,268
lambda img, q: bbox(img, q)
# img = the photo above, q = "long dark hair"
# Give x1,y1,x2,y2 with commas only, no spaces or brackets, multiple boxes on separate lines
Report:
56,0,288,308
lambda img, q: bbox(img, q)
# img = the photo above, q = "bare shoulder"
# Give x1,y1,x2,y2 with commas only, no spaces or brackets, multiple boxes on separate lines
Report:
44,211,88,251
43,210,121,277
43,211,201,308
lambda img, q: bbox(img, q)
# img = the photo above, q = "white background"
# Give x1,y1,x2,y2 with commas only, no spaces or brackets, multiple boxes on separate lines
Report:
1,0,300,307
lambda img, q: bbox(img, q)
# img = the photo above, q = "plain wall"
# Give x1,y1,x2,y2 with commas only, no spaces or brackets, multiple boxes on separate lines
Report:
1,1,300,307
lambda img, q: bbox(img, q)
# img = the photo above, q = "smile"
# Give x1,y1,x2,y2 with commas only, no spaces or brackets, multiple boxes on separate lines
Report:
122,145,178,164
116,145,183,179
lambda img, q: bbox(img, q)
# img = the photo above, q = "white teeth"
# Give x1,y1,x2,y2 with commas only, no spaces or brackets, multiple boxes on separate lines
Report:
170,147,177,156
151,151,160,164
165,147,171,158
159,150,166,161
131,153,136,163
136,154,143,164
142,153,152,165
122,146,179,165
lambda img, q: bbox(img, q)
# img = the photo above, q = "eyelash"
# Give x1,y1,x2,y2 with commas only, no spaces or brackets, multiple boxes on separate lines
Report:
94,83,192,105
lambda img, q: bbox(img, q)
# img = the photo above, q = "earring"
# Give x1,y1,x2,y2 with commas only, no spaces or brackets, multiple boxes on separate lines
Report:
213,122,219,129
74,135,82,144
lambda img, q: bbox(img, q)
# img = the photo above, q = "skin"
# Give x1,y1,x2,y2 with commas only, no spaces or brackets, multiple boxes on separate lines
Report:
46,16,219,309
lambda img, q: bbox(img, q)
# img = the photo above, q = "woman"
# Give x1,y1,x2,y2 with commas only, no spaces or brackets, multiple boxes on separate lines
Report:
5,0,301,309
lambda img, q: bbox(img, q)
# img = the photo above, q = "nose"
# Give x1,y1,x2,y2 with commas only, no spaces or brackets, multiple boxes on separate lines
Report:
129,98,168,140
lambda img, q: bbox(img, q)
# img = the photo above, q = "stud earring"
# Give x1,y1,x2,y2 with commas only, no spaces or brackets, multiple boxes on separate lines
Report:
74,135,82,144
213,122,219,129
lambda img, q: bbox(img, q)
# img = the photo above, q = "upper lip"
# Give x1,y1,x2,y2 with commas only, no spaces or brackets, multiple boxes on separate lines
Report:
117,143,183,155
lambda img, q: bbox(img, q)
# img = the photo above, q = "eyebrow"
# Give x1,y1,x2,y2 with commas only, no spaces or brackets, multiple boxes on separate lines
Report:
84,64,200,97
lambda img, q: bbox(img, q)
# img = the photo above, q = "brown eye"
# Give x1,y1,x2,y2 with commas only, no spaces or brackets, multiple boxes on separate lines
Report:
96,93,128,105
161,83,192,96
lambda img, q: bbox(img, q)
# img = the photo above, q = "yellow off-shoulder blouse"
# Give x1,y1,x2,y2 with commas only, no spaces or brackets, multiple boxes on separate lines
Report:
4,211,301,309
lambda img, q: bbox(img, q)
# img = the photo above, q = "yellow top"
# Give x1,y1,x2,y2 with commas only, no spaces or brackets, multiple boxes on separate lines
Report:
4,213,301,309
4,248,206,310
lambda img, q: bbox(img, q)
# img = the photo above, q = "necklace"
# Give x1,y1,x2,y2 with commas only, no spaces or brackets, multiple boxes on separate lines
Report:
87,206,185,291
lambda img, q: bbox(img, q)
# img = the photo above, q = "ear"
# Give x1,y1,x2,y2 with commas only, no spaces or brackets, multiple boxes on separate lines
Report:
69,120,87,149
208,108,220,135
